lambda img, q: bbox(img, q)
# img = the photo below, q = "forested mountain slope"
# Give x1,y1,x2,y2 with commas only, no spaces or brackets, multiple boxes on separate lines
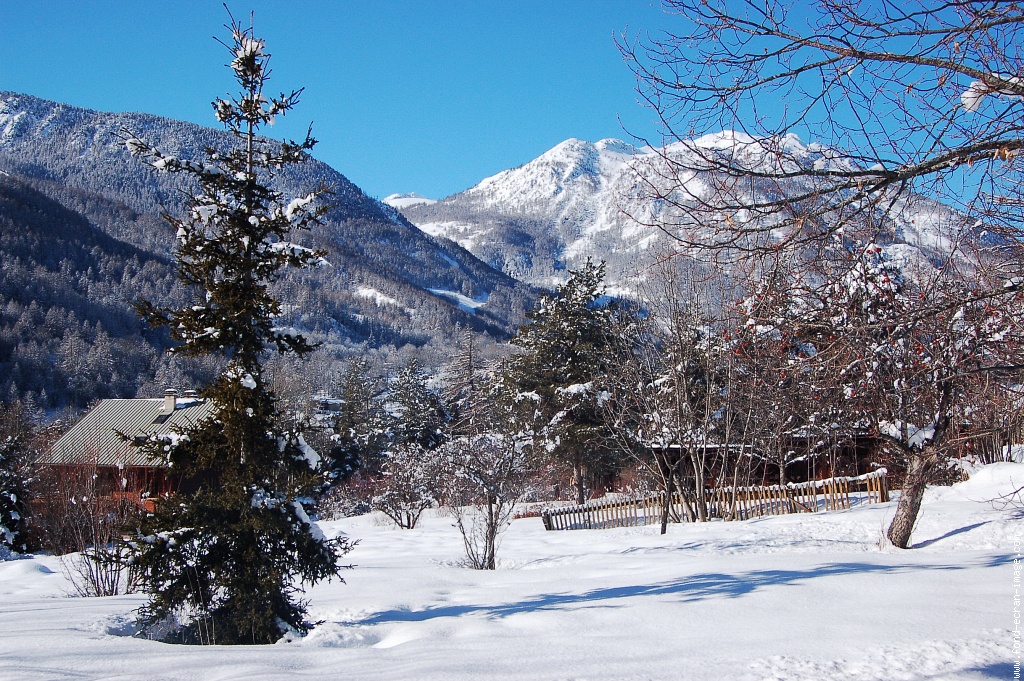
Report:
0,92,534,409
0,173,175,407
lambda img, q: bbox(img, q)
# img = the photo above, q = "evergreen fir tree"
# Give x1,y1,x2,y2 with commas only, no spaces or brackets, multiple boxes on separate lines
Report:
505,259,626,503
0,401,34,557
124,17,351,644
326,357,388,478
387,359,447,450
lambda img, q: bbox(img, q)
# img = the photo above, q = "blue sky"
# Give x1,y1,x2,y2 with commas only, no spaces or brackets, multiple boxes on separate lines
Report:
0,1,678,199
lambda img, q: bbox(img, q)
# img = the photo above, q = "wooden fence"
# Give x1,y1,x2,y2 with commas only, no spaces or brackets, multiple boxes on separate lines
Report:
541,469,888,531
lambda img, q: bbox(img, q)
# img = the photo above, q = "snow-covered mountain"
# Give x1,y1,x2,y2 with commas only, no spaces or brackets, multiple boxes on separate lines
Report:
397,135,968,292
0,92,533,346
0,92,538,408
398,138,655,291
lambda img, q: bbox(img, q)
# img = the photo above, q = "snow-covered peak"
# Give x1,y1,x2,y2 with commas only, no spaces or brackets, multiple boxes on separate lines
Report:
382,192,436,209
594,138,636,155
536,137,637,164
684,130,759,151
462,137,645,214
669,130,858,174
532,137,639,172
393,136,661,288
397,133,965,290
681,130,813,155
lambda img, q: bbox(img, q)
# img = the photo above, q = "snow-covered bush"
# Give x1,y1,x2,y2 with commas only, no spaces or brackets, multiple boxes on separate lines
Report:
441,433,531,570
317,475,374,520
371,443,442,529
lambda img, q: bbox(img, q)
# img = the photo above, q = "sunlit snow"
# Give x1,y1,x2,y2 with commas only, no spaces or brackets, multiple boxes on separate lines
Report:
355,286,400,308
0,463,1018,679
382,193,437,209
427,288,488,313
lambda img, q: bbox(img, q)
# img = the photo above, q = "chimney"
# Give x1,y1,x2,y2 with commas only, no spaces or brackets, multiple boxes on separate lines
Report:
163,388,178,413
183,389,198,400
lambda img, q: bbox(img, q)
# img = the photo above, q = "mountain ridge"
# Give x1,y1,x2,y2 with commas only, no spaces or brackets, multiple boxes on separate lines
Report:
397,134,970,292
397,136,666,291
0,91,535,409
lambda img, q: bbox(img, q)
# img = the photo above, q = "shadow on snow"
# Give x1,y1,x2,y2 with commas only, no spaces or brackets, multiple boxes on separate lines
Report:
354,556,1009,626
911,521,992,548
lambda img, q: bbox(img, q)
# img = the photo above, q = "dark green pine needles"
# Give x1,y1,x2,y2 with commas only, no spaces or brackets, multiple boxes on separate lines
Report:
124,16,352,645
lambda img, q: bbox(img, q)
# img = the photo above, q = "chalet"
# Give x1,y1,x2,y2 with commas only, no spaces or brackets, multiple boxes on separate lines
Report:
42,389,215,509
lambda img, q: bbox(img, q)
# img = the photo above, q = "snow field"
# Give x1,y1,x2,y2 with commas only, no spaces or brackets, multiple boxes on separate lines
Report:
1,464,1020,680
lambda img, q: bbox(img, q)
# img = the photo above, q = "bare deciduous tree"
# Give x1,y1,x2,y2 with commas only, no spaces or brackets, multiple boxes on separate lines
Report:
621,0,1024,261
735,241,1021,547
370,443,440,530
620,0,1024,547
606,260,744,531
31,454,141,596
441,433,530,570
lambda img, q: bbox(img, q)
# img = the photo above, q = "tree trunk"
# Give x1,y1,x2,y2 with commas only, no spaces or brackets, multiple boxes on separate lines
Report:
690,452,708,522
674,473,696,522
573,461,587,505
660,471,675,535
483,494,497,570
887,450,939,549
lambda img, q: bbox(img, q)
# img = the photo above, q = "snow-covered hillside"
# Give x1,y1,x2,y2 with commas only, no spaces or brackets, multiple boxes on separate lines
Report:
398,135,967,292
400,138,656,290
382,193,436,209
1,464,1017,680
0,91,534,357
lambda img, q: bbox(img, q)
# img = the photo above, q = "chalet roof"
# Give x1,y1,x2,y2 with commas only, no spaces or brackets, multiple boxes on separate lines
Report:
45,397,216,467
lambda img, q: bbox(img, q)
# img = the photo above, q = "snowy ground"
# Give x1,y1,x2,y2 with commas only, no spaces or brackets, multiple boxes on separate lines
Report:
1,464,1021,680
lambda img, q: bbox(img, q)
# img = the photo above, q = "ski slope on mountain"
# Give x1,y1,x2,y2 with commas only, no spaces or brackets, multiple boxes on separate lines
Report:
0,464,1017,680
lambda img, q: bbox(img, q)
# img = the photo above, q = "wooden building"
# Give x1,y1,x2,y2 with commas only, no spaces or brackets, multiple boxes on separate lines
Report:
41,389,215,510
